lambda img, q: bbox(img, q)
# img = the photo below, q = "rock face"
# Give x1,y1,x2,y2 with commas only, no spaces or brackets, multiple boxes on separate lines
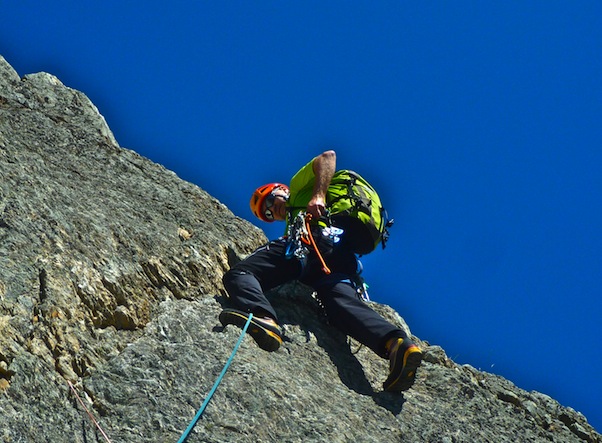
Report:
0,54,599,443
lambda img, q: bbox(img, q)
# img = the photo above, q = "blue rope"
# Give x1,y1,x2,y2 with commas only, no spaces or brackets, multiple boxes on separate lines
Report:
177,313,253,443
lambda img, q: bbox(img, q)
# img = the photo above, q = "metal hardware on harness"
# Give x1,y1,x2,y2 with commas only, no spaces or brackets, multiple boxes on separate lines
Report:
353,259,370,302
285,211,311,260
354,276,370,302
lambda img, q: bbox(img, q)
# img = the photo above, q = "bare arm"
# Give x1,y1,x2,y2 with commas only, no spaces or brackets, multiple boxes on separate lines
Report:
307,150,336,218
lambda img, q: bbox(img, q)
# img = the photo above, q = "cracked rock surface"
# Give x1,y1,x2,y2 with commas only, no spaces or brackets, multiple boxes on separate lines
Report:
1,55,600,442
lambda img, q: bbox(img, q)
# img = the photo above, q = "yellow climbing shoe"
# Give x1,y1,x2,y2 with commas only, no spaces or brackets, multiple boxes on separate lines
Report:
219,309,282,352
383,337,423,392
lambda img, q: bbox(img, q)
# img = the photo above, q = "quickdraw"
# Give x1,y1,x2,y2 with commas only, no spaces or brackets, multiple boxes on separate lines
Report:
285,211,331,275
285,211,312,260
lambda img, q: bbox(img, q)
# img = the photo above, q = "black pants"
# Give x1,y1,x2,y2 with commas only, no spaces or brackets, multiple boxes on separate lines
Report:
222,233,406,358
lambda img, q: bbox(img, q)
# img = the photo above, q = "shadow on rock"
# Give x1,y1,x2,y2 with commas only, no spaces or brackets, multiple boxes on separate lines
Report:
292,306,407,415
214,292,407,416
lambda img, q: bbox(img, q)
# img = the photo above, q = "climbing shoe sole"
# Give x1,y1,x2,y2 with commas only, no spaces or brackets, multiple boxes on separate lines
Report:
219,309,282,352
383,343,423,392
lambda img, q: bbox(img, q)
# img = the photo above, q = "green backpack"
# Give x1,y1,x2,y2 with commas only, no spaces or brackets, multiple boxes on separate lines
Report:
326,170,393,254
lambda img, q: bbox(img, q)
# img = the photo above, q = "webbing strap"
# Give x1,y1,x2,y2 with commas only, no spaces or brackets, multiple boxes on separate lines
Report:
177,313,253,443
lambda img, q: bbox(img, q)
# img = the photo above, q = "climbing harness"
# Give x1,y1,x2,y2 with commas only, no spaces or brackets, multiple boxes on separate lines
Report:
177,313,253,443
68,380,113,443
286,211,372,301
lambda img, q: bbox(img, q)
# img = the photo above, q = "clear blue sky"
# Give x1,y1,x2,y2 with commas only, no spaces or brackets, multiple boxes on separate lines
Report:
2,1,600,431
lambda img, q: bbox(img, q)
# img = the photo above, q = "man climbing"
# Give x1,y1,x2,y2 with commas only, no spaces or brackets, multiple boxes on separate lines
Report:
220,150,423,392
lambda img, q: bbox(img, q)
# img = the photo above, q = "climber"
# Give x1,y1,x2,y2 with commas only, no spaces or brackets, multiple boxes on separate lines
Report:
220,150,422,392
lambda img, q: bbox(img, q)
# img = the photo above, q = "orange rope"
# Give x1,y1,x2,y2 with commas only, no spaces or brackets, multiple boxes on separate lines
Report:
68,380,113,443
305,215,331,275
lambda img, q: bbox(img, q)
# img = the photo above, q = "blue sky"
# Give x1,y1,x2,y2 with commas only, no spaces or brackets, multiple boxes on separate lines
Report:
2,1,601,431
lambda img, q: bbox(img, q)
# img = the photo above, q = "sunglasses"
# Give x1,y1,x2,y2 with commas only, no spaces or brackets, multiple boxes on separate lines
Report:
263,192,277,220
263,191,285,221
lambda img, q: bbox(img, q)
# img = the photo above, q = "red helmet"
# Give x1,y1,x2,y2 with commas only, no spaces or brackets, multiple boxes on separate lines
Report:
250,183,289,222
